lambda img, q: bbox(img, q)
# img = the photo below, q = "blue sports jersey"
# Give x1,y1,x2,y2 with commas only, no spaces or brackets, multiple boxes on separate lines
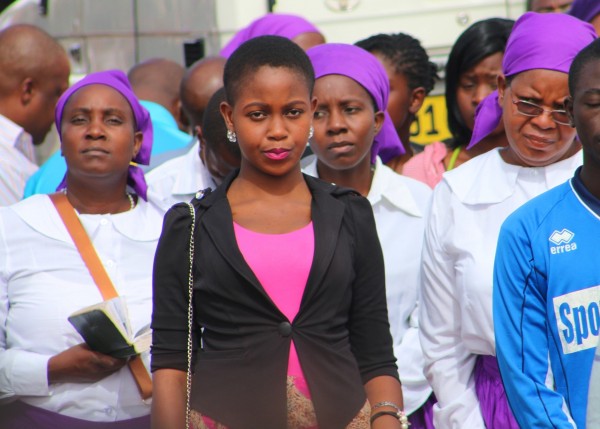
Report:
494,169,600,429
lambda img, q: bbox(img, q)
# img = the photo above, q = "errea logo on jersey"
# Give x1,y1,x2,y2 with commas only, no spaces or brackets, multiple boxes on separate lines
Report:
554,285,600,354
549,229,574,245
549,229,577,255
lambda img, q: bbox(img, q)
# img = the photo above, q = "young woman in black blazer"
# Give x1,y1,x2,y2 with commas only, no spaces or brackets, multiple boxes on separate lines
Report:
150,36,405,429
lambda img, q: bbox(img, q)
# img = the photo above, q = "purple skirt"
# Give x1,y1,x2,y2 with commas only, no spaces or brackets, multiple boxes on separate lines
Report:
408,393,436,429
474,355,519,429
0,400,151,429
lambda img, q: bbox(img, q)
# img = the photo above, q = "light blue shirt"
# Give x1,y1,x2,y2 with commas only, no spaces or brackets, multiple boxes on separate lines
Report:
23,101,191,197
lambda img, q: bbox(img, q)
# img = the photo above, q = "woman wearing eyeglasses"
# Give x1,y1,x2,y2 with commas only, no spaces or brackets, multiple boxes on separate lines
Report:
418,12,596,429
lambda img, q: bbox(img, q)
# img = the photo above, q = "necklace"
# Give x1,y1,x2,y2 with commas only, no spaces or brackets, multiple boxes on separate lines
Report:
127,193,136,210
63,189,136,211
446,146,462,171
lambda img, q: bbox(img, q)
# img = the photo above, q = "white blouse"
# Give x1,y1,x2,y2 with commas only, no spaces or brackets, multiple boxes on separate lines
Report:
146,140,215,210
419,148,583,429
0,194,165,421
304,157,433,414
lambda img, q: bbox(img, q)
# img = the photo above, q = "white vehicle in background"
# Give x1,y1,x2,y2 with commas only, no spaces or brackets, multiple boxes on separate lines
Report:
1,0,525,146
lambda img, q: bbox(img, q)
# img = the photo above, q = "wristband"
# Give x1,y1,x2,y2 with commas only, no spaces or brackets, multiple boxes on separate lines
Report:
370,410,410,429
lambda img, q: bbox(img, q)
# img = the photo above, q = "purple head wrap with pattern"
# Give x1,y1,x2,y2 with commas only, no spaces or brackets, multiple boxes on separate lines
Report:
220,13,322,59
307,43,405,164
54,70,153,200
468,12,596,149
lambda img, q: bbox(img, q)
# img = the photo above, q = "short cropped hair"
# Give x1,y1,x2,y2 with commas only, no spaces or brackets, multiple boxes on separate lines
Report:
223,35,315,105
445,18,514,149
355,33,438,95
569,38,600,96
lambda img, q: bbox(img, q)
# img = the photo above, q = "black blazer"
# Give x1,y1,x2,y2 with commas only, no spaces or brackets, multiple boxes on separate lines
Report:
151,172,398,429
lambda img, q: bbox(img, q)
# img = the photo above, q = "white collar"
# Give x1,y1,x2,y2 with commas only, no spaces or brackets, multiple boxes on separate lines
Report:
443,148,583,205
303,156,423,217
301,156,319,178
10,194,164,243
368,157,423,217
170,141,215,195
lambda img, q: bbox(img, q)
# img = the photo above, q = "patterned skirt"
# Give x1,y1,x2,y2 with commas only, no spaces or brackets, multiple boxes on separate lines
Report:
191,376,371,429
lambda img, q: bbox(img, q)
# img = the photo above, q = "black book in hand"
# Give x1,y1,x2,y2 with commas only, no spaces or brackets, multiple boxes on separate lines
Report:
68,297,151,359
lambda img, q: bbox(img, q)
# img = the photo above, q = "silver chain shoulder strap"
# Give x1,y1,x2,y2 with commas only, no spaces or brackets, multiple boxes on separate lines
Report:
185,202,196,429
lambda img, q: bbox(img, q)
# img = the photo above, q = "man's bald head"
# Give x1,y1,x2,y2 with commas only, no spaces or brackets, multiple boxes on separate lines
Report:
0,24,70,144
0,24,67,94
180,56,226,129
128,58,186,129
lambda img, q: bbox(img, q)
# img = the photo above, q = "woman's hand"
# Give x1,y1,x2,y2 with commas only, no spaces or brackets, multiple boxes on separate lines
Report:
47,343,127,384
365,375,405,429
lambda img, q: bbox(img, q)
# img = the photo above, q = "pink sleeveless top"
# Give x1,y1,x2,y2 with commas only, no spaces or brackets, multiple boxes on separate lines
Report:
234,221,315,397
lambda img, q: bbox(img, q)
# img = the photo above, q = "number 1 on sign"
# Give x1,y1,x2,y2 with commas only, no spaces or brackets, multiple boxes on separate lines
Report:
410,95,451,145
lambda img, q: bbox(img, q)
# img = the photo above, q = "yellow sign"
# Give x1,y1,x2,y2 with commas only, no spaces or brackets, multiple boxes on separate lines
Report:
410,94,452,145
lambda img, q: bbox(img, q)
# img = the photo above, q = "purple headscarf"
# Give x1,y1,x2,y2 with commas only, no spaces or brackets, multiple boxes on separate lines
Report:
220,13,322,58
569,0,600,24
468,12,596,149
55,70,153,200
307,43,405,164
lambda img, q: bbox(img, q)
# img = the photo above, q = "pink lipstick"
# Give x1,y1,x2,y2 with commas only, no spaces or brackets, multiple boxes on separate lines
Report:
264,148,291,160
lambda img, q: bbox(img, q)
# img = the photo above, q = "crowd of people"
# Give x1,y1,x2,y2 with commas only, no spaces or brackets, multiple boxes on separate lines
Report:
0,1,599,428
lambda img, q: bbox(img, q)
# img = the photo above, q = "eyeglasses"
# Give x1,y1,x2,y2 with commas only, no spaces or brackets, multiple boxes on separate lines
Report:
511,99,570,126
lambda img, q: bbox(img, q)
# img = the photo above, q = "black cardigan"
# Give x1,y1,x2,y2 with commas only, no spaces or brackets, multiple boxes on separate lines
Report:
151,172,398,429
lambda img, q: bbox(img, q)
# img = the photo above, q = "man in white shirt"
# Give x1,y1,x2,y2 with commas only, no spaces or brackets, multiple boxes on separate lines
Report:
180,56,226,133
0,24,70,206
147,62,241,208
